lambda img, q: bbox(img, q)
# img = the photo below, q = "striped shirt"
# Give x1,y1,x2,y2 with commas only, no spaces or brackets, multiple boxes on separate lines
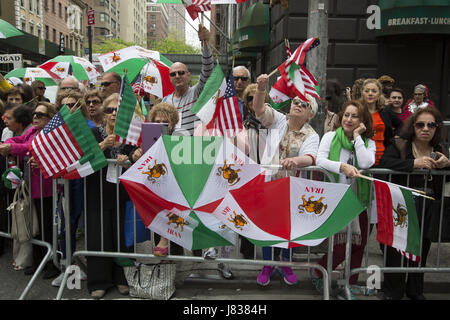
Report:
163,44,215,136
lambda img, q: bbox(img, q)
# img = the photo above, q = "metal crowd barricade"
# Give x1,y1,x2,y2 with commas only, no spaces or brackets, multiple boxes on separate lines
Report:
0,156,60,300
55,161,336,300
340,168,450,300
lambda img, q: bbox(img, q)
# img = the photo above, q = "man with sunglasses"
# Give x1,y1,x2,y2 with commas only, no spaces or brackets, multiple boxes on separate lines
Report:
233,66,251,118
162,25,214,136
100,72,121,99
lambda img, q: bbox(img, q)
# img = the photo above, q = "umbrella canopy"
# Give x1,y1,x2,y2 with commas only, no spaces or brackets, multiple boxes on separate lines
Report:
213,176,365,248
5,68,58,86
98,46,173,83
0,19,24,39
138,60,174,98
119,135,263,251
39,55,100,82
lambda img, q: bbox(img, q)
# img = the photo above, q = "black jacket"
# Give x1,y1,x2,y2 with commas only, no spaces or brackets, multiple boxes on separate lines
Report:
379,138,449,199
379,108,403,148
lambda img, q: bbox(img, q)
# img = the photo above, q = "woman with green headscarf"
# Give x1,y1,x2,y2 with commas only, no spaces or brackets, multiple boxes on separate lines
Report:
312,100,376,300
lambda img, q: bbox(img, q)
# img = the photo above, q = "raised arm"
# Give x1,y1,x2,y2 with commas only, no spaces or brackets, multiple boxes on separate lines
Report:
193,25,215,98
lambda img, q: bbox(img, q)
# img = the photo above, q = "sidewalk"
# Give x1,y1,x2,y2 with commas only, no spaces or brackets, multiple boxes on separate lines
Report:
0,230,449,300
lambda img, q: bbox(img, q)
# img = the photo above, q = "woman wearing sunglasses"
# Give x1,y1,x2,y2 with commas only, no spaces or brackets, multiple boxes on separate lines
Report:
247,74,320,287
379,107,450,300
0,102,58,276
83,93,136,299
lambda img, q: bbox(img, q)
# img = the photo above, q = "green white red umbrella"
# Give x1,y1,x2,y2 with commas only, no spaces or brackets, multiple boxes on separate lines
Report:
98,46,173,84
212,176,365,248
119,135,264,251
39,55,100,82
0,19,24,39
138,60,174,98
5,68,57,86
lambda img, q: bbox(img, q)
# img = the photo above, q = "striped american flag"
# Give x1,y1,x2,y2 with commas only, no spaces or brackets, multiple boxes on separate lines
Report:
213,74,242,136
285,38,320,72
30,112,84,179
184,0,211,20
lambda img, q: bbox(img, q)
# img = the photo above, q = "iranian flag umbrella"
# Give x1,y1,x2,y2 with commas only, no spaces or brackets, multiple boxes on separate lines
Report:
119,135,264,251
98,46,173,83
39,55,100,82
0,19,24,39
138,60,174,99
213,176,365,248
5,68,58,87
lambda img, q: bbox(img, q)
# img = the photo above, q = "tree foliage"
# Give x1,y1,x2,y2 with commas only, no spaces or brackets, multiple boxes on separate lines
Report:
93,38,136,54
148,33,201,55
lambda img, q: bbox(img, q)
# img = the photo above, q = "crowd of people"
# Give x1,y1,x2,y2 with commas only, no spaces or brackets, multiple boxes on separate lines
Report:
0,24,449,300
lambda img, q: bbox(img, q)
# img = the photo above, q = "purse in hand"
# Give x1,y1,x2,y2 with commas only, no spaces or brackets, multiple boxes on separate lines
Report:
123,262,176,300
7,180,39,243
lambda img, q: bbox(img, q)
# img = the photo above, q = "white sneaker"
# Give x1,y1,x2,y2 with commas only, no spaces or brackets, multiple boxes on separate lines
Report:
218,263,233,279
51,273,64,287
203,247,218,260
79,268,87,281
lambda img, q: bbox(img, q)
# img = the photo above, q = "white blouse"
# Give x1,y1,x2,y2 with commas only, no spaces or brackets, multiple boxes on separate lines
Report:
316,131,376,184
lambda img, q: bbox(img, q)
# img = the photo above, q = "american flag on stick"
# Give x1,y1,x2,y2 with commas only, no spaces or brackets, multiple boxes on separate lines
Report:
30,106,85,179
212,73,242,136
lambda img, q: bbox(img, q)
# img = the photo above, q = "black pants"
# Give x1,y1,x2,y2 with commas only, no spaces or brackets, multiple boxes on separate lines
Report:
383,196,433,299
86,206,129,292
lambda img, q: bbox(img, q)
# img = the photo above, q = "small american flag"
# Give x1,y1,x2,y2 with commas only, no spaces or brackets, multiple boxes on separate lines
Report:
183,0,211,20
30,112,84,179
213,74,242,136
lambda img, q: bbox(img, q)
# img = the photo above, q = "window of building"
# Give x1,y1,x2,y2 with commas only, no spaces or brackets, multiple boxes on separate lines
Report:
45,25,49,39
58,2,62,18
37,27,41,38
36,0,41,15
21,20,26,31
29,22,34,35
20,0,25,8
53,28,56,42
44,0,48,11
29,0,33,11
52,0,55,13
150,23,156,29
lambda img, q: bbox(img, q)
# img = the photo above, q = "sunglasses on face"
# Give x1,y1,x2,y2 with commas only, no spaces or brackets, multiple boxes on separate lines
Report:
246,95,254,103
32,112,49,119
169,70,186,77
87,99,102,105
101,81,117,87
104,107,118,114
414,122,438,129
234,76,249,82
292,99,309,108
61,87,78,90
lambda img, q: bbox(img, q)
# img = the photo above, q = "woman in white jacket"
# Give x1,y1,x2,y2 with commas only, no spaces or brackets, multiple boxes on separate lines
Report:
314,100,376,299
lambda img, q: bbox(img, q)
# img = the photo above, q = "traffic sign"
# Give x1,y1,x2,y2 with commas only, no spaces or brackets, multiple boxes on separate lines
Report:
88,9,95,26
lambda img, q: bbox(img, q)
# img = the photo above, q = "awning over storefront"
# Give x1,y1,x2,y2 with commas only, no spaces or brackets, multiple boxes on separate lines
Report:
0,30,75,65
237,1,270,51
377,0,450,36
228,33,257,65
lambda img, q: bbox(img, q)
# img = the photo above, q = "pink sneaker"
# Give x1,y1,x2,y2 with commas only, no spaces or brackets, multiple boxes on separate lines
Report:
257,266,275,286
278,267,298,285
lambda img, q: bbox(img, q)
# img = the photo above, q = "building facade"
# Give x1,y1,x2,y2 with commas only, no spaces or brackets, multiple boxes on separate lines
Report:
119,0,147,47
92,0,120,43
231,0,449,119
146,1,169,45
166,4,185,41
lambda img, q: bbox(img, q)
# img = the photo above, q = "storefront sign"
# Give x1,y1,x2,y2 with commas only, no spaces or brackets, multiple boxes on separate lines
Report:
0,54,23,69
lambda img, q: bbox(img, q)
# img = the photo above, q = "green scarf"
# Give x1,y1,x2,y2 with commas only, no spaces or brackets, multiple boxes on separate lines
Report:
329,127,371,207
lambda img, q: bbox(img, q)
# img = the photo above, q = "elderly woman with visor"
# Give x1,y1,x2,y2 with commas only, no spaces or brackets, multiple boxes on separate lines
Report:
246,73,320,287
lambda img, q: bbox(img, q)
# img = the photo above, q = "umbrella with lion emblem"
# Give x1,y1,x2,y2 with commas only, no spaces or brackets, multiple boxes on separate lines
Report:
39,55,100,82
212,176,365,248
119,135,264,251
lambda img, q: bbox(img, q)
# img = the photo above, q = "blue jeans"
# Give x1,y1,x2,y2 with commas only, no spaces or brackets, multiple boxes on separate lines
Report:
60,179,83,259
262,246,291,261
